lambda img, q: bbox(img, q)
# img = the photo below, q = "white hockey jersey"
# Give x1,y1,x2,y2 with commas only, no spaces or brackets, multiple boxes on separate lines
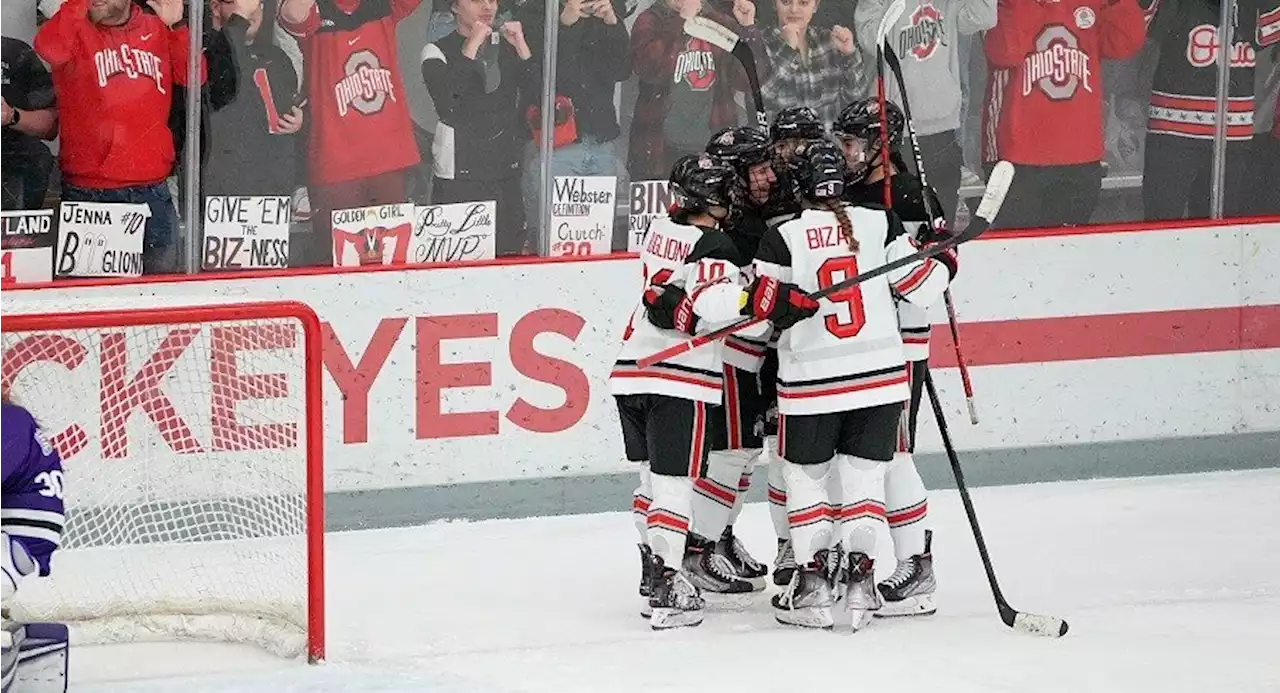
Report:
610,216,753,404
755,206,949,416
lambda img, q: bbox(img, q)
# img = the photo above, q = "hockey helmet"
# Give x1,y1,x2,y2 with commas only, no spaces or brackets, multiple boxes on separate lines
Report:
669,154,738,217
787,139,847,202
770,106,826,144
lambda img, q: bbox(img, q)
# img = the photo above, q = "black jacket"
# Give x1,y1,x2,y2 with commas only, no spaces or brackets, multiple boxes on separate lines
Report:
422,31,539,181
203,15,301,196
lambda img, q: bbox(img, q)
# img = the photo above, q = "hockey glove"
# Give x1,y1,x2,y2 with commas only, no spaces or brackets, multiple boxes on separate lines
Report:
742,276,819,330
643,284,700,335
925,243,958,280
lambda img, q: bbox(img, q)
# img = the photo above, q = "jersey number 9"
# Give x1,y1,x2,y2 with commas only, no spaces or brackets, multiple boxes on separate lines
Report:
817,256,866,339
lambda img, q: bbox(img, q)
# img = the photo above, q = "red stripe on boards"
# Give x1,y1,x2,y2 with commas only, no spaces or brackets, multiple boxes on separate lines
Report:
929,305,1280,368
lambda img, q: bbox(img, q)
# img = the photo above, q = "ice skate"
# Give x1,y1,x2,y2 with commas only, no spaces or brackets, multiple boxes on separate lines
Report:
648,554,705,630
876,530,937,617
716,526,767,590
683,534,755,608
772,551,835,629
772,538,796,587
638,544,654,619
840,551,882,632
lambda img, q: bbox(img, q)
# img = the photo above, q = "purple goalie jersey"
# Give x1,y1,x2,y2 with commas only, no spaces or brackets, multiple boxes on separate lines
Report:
1,402,66,576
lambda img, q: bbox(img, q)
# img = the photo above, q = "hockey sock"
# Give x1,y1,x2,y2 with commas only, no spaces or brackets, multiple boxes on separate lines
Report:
885,451,929,560
782,459,834,566
647,473,694,569
632,465,653,545
691,449,754,540
726,451,759,527
765,440,790,540
836,455,887,557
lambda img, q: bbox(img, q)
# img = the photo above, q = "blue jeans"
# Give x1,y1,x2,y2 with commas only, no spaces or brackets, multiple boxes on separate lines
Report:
523,136,621,233
61,181,180,275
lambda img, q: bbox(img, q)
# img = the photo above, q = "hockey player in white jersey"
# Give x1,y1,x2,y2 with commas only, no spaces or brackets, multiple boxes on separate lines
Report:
2,397,70,693
835,98,957,617
611,154,819,630
754,140,951,631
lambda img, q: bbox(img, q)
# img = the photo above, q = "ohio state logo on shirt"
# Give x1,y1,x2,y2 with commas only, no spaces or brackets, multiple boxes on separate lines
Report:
1022,25,1092,101
673,38,716,91
334,49,397,117
93,45,166,93
1185,24,1256,68
898,3,946,61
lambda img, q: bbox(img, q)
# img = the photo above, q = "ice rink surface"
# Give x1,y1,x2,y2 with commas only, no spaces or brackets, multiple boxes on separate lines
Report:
75,469,1280,693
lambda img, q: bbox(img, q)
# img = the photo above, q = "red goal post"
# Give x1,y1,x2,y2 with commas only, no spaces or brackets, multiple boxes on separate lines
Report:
1,299,326,663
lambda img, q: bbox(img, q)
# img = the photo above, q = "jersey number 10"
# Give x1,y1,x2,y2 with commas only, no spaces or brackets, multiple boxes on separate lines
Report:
817,256,866,338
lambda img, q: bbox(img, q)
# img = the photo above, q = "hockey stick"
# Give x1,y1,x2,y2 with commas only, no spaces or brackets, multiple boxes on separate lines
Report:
922,368,1069,638
683,17,766,128
882,44,979,424
635,161,1014,369
873,0,905,208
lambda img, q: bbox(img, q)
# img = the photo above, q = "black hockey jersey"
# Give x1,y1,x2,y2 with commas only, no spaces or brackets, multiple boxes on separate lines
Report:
1145,0,1280,141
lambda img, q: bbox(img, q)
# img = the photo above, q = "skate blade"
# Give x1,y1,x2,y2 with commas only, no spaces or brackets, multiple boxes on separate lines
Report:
846,608,875,632
702,591,756,611
745,575,768,592
650,608,703,630
640,601,653,619
774,606,834,630
875,594,937,618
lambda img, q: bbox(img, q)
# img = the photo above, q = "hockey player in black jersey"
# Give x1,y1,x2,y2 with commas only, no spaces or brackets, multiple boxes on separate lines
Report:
614,153,819,629
819,96,960,617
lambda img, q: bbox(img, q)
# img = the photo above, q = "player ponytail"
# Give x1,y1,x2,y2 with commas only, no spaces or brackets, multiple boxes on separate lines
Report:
822,199,859,254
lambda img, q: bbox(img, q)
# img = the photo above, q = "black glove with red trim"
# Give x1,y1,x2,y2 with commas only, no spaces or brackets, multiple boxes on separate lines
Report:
644,283,700,335
742,276,819,330
925,243,959,280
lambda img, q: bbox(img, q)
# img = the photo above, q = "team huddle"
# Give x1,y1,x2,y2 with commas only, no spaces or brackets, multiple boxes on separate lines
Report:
610,99,957,630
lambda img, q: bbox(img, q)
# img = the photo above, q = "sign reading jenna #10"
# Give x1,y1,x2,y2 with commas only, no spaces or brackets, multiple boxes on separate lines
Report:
1,210,56,285
550,176,615,256
331,203,414,267
203,196,291,270
627,179,673,252
55,201,148,277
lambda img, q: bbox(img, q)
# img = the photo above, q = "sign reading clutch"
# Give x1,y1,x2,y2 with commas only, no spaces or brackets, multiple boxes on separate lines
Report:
551,176,615,256
203,195,292,270
55,201,148,278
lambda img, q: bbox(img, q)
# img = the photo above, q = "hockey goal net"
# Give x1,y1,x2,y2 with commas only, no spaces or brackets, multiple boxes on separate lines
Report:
0,299,325,662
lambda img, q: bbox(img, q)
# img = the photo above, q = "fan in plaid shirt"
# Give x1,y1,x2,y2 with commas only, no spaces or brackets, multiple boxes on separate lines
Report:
758,0,869,127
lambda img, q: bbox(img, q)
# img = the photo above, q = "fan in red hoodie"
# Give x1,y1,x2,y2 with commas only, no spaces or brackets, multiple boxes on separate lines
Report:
279,0,423,260
982,0,1146,229
35,0,205,274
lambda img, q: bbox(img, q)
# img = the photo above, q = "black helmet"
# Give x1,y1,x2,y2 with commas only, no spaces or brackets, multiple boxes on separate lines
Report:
669,154,737,214
705,127,773,171
832,97,905,148
787,139,847,201
770,106,825,143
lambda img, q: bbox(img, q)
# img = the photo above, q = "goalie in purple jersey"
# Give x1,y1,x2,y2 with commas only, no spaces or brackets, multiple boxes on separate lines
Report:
2,398,69,693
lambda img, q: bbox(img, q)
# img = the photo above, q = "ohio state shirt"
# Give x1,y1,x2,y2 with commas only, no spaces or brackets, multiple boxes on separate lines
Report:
281,0,422,186
1145,0,1280,141
34,0,204,188
982,0,1146,166
2,403,65,577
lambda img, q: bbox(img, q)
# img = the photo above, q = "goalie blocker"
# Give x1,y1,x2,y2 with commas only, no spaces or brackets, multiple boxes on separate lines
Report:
1,623,68,693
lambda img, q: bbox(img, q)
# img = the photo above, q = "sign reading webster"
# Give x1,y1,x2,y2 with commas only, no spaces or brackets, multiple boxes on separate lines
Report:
550,176,614,256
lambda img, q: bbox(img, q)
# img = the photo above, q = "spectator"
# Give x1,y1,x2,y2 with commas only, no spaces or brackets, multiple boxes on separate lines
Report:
205,0,304,197
759,0,866,127
279,0,423,263
1250,64,1279,215
1141,0,1277,220
981,0,1145,229
628,0,758,180
854,0,996,227
2,36,58,211
34,0,204,273
519,0,631,233
421,0,537,255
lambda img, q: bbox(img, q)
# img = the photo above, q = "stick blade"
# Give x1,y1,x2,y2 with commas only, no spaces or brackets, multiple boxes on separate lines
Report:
875,0,907,47
684,16,738,52
974,160,1015,224
1012,612,1070,638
